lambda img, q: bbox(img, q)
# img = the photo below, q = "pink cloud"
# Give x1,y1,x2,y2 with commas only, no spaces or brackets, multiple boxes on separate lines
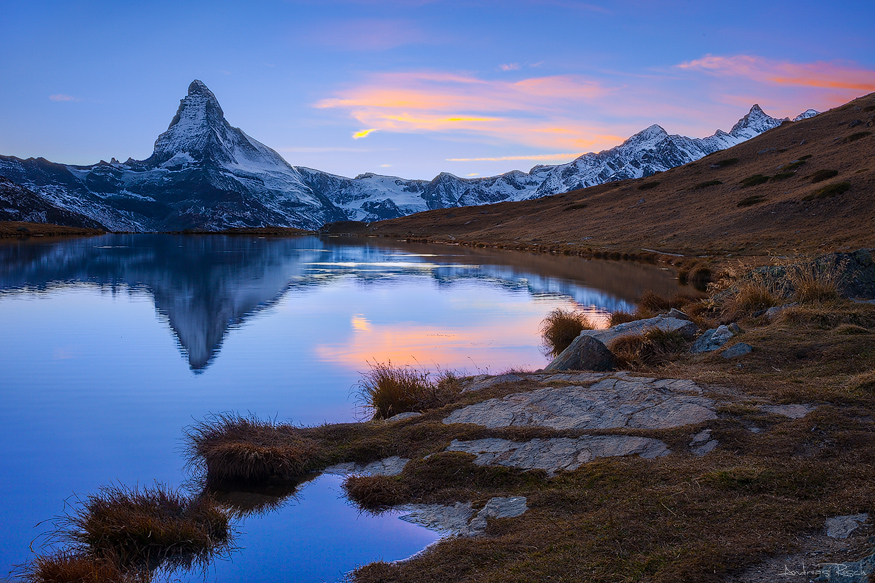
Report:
315,70,621,150
678,54,875,93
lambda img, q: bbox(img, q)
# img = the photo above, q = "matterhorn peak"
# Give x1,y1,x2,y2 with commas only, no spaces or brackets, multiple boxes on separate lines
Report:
149,80,233,164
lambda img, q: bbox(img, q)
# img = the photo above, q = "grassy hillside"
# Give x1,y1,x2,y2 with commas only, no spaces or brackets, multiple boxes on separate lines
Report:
363,93,875,259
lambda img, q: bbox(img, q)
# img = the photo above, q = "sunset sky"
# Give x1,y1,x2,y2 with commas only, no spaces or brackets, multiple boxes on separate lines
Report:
2,0,873,179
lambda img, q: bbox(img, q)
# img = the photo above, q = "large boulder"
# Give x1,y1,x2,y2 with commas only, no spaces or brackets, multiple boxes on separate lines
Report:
545,315,698,371
544,335,615,372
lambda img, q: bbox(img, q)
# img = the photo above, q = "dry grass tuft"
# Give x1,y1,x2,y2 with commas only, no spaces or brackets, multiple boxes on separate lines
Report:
788,262,842,304
833,323,870,335
356,362,463,420
342,475,410,512
60,485,231,571
810,169,839,183
635,290,702,318
539,308,595,357
847,370,875,395
21,551,148,583
608,328,688,368
185,414,322,484
609,310,638,326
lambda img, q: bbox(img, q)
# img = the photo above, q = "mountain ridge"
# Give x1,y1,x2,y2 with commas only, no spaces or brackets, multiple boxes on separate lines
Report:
0,80,810,231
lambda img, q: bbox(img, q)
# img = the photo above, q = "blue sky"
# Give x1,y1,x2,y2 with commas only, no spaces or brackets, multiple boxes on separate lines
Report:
1,0,873,179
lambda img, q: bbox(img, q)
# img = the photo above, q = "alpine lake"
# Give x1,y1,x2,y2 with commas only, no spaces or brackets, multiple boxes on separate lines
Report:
0,234,681,582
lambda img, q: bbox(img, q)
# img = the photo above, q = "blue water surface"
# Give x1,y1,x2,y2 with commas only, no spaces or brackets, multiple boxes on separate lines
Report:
0,234,678,582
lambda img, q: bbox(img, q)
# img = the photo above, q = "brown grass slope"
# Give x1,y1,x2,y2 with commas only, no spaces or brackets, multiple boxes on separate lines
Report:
364,92,875,257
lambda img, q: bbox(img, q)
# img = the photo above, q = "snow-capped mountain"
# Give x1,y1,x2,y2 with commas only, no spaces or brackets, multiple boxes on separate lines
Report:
0,80,813,231
0,176,103,228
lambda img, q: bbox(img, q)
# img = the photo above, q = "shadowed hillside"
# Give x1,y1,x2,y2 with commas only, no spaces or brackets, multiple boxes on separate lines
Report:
362,93,875,258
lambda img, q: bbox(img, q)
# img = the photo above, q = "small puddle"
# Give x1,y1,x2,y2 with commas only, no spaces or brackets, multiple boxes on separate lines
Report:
190,474,441,583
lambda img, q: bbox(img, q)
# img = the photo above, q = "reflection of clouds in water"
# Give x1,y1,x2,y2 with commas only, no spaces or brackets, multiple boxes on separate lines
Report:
351,314,372,331
315,298,586,372
0,235,672,373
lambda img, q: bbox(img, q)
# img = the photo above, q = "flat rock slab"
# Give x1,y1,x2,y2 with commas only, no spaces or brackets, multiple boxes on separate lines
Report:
399,501,474,535
400,496,529,536
467,497,528,533
446,436,670,474
760,404,817,419
463,374,525,393
826,514,869,539
443,377,716,430
323,456,410,476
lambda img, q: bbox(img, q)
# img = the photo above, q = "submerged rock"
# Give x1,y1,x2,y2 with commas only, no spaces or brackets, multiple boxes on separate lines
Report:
446,436,669,475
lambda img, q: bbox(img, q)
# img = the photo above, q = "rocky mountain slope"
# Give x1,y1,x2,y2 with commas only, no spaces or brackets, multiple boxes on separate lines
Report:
0,80,804,231
0,177,104,228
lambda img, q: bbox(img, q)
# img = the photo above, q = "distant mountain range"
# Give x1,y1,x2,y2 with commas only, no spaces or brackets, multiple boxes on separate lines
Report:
0,80,817,231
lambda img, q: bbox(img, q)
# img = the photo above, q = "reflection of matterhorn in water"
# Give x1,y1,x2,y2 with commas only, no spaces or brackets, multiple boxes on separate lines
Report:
0,235,677,371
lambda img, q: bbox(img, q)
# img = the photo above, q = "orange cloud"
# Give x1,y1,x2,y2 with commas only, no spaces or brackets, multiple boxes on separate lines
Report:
352,128,378,139
677,54,875,92
447,152,587,162
315,71,619,150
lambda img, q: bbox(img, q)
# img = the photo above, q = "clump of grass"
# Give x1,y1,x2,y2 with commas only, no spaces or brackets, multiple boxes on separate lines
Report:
540,308,595,357
342,475,410,512
844,131,871,142
833,323,869,335
563,203,588,211
737,195,766,207
788,262,841,304
810,169,839,183
634,290,702,319
783,159,807,171
770,172,795,181
847,370,875,395
723,276,785,320
185,414,322,484
637,181,660,190
355,362,462,420
715,157,739,167
739,175,770,188
802,182,851,201
609,311,638,326
21,551,146,583
679,264,713,291
61,485,231,571
608,328,688,368
693,180,722,189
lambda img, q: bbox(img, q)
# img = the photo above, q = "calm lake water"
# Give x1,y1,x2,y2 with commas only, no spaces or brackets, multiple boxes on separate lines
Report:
0,234,680,582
